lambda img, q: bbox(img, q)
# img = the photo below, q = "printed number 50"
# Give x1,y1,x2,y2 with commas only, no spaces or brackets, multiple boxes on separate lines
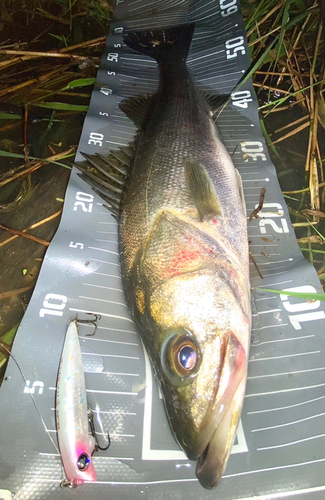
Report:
225,36,245,59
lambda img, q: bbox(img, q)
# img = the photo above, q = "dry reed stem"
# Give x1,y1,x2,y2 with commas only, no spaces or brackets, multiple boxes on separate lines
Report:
253,81,291,94
22,9,71,24
249,252,264,280
0,285,35,301
60,36,106,53
272,120,310,144
304,21,323,215
298,235,325,244
274,115,309,134
0,148,74,188
309,155,320,212
262,100,302,113
283,182,325,194
292,221,318,227
302,209,325,218
247,0,285,37
0,223,50,246
0,49,95,60
248,26,281,47
0,67,67,98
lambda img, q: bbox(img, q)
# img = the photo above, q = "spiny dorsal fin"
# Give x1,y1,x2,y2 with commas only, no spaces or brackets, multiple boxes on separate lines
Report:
119,94,154,127
185,159,223,221
73,143,135,217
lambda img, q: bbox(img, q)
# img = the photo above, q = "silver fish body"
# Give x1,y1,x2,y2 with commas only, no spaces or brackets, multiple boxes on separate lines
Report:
119,25,251,488
76,24,251,489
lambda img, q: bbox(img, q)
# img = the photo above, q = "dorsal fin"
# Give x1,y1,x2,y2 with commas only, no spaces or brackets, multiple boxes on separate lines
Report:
201,92,230,118
119,94,154,127
73,143,135,217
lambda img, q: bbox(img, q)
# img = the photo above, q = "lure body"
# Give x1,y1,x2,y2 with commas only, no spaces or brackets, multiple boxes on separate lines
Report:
56,319,96,487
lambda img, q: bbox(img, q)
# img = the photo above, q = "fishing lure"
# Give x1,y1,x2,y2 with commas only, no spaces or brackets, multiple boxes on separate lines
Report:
56,315,109,488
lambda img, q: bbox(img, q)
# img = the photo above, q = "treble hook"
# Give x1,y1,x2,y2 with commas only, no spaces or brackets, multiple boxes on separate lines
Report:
75,313,101,336
87,407,111,452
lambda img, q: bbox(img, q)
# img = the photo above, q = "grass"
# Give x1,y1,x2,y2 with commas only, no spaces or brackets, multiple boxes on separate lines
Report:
244,0,325,283
256,287,325,301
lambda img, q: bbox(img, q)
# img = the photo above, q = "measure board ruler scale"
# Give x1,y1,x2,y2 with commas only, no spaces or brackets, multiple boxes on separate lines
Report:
0,1,325,499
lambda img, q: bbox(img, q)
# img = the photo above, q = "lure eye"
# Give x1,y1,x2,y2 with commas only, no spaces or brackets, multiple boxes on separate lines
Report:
77,453,90,471
161,329,201,386
178,345,197,370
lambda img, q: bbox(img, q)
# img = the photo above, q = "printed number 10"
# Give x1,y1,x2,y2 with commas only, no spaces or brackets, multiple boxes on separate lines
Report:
281,286,325,330
39,293,67,318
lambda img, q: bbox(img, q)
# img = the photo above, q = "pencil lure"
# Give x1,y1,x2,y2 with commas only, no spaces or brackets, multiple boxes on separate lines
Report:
56,315,108,488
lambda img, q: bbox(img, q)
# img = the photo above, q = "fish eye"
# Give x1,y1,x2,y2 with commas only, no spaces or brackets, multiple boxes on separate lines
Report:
178,344,197,370
161,329,201,386
77,453,90,471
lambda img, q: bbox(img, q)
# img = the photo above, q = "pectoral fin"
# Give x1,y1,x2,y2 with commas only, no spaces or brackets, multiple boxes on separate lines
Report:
235,168,246,215
185,159,223,221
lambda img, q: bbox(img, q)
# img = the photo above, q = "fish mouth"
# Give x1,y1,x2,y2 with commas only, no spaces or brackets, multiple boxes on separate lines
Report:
196,431,224,490
193,333,247,489
195,403,238,489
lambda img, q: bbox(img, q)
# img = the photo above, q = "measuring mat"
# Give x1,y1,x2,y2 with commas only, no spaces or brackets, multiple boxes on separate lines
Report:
1,1,325,499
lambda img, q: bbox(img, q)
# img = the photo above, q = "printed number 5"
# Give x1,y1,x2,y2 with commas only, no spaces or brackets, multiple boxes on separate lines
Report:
69,242,84,249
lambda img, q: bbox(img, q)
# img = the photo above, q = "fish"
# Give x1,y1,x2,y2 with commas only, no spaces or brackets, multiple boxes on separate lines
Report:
75,23,251,489
56,318,97,487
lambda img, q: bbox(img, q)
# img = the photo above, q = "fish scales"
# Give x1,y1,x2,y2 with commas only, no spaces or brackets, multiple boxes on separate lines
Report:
121,79,247,276
75,23,251,490
120,23,250,488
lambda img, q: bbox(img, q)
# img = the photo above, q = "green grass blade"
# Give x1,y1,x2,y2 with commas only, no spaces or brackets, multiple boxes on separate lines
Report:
0,150,73,168
34,102,89,111
283,194,299,201
0,113,21,120
255,287,325,301
60,78,96,91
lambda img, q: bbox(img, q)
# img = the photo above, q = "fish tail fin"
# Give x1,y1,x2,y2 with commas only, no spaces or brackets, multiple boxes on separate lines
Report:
123,23,195,63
